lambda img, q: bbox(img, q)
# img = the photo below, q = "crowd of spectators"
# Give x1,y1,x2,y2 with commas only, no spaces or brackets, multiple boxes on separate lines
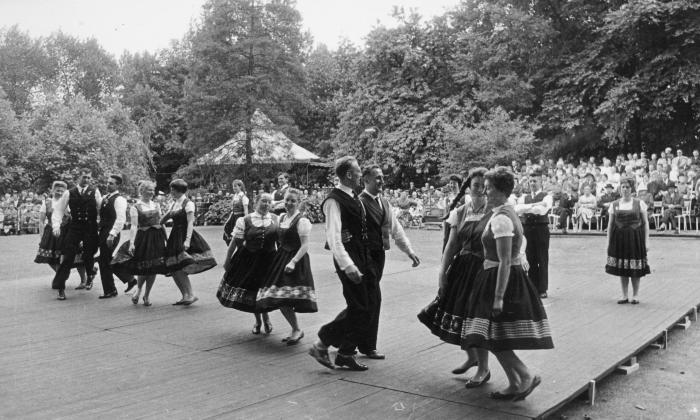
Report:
4,147,700,237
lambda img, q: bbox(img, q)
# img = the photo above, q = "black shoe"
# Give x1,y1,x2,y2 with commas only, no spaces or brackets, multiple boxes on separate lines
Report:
308,344,335,370
335,354,368,371
617,298,629,304
124,280,137,293
57,289,66,300
98,290,118,299
286,331,304,346
512,375,542,401
362,350,385,360
465,370,491,388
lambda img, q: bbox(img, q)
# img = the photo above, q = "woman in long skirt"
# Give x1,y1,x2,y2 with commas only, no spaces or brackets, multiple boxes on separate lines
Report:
222,179,250,245
217,193,278,334
418,168,493,387
111,181,169,306
34,181,88,285
257,188,317,345
605,176,650,304
462,167,553,401
161,179,217,305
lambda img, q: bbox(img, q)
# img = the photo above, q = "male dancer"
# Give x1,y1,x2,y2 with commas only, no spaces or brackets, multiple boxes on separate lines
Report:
308,156,376,371
97,174,136,298
359,165,420,359
51,168,101,300
516,169,552,298
271,172,290,215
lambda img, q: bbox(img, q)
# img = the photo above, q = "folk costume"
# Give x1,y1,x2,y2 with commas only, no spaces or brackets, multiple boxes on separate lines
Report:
516,191,552,296
223,192,249,245
605,199,651,277
98,189,135,295
111,200,169,275
271,184,289,216
256,211,317,313
217,212,278,312
358,189,415,355
316,185,378,357
162,196,217,275
461,204,554,351
34,198,82,267
51,185,100,292
418,203,490,345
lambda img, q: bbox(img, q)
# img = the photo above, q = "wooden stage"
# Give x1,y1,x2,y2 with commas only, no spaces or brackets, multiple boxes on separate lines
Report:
1,227,699,419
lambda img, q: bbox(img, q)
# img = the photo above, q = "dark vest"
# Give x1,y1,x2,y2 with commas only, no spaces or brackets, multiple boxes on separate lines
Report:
521,191,549,225
360,192,386,252
483,205,523,262
242,214,277,252
278,213,302,253
321,188,368,258
68,186,97,225
273,186,288,202
99,192,120,230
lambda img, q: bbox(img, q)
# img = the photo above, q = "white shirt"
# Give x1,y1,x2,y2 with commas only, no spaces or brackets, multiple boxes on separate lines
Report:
515,190,553,216
362,189,415,256
323,184,358,271
104,191,128,236
232,192,250,208
279,211,312,237
51,186,102,229
170,195,195,213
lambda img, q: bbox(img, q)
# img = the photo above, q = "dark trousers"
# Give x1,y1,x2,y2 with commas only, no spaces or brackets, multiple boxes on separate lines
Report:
98,228,133,294
358,249,385,354
318,256,378,355
662,209,679,229
523,223,549,294
52,224,98,290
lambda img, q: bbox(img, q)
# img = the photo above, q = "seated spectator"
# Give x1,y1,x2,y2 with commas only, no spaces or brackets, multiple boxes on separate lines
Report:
552,185,576,233
598,183,620,228
659,183,683,233
574,185,597,229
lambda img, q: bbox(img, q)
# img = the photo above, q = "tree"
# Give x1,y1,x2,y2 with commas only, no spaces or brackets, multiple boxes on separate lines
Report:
0,88,36,190
185,0,310,184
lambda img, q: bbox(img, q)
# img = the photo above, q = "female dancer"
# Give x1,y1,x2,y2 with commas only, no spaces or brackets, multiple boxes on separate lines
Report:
462,167,553,401
162,179,217,305
257,189,317,344
34,181,88,285
217,193,278,334
111,181,169,306
418,168,492,388
605,176,650,304
222,179,250,245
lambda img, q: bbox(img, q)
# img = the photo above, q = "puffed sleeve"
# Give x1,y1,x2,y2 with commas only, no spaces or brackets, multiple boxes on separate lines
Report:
297,217,312,237
608,202,615,215
446,205,463,226
184,200,196,214
639,200,648,213
233,216,246,239
490,214,514,238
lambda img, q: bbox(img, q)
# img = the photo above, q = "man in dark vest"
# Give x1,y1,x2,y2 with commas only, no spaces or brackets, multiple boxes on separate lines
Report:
308,156,376,371
51,168,101,300
271,172,290,215
358,165,420,359
97,174,136,299
516,169,553,298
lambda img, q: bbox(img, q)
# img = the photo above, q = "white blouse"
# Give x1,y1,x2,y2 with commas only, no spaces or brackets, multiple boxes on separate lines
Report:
487,205,515,239
170,196,195,213
279,211,312,237
608,199,648,214
232,211,277,239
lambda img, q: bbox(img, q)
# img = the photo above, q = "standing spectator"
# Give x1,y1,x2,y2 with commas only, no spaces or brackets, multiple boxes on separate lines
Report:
598,184,620,228
271,173,291,215
222,179,250,245
606,176,650,304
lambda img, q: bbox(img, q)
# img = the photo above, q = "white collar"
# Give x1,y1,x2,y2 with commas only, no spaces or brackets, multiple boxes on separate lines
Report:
283,210,300,220
337,184,355,197
252,211,272,220
362,189,381,200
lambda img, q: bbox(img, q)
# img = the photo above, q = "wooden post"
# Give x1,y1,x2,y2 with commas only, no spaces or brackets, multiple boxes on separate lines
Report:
650,329,668,350
676,315,691,330
588,380,596,406
616,356,639,375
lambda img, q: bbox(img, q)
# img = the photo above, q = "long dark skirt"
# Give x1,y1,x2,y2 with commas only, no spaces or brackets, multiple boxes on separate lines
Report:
461,266,554,351
418,253,482,345
605,225,650,278
111,227,169,275
217,247,275,313
34,227,83,267
164,225,217,275
256,249,317,313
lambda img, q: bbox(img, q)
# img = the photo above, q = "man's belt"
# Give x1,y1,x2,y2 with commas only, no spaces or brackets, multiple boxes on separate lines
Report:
520,214,549,225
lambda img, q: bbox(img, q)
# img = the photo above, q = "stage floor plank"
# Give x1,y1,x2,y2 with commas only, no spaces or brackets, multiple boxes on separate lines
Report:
1,227,698,419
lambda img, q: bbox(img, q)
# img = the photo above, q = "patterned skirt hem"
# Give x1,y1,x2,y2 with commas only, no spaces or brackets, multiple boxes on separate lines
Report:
460,316,553,351
112,256,169,275
256,297,318,313
605,265,650,277
461,334,555,352
417,308,464,346
216,283,259,313
166,251,217,275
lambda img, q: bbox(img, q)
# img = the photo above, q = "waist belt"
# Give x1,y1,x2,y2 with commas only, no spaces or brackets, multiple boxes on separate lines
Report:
138,224,162,231
459,249,483,258
483,258,523,270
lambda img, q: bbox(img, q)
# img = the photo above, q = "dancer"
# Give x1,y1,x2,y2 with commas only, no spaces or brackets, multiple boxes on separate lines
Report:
34,181,88,283
111,181,169,306
51,168,101,300
359,165,420,359
308,156,376,371
516,169,552,298
257,189,316,344
97,174,136,299
462,167,553,401
162,179,217,305
271,172,291,215
418,168,492,388
222,179,250,245
217,193,278,334
606,176,650,304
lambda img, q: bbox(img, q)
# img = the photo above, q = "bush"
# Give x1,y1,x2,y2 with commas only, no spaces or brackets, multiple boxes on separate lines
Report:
204,200,232,225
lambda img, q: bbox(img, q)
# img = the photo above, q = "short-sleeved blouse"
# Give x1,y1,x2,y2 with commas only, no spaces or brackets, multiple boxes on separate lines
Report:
233,211,275,239
170,196,195,213
279,212,311,237
608,199,648,214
